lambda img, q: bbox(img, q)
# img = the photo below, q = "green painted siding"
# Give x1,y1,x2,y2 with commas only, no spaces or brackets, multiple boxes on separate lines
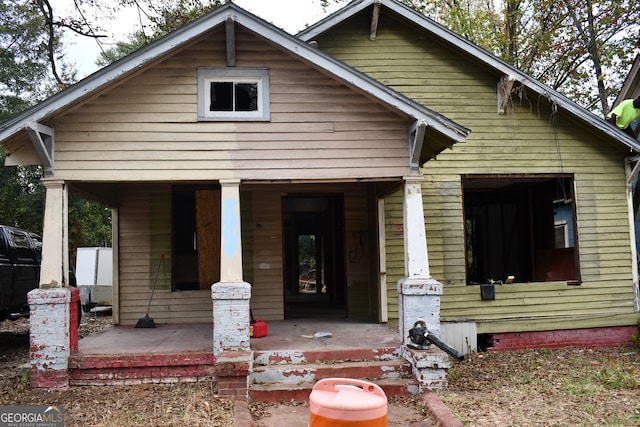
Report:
317,11,639,333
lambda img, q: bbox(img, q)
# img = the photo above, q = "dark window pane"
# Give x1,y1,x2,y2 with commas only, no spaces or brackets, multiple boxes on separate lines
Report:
210,82,233,111
235,83,258,111
463,176,577,284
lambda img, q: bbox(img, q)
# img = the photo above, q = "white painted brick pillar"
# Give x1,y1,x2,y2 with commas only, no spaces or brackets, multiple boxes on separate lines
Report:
212,180,251,355
29,180,79,387
29,287,79,387
397,175,443,344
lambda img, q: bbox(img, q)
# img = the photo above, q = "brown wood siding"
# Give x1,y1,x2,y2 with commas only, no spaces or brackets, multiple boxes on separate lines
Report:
52,27,412,182
245,183,374,321
118,184,212,325
317,12,638,332
247,188,285,320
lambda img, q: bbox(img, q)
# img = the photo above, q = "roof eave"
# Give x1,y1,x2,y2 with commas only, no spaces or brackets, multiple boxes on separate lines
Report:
0,2,469,149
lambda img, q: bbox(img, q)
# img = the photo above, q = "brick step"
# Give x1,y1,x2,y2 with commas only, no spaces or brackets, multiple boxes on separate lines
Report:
69,352,215,386
253,346,402,366
250,359,412,386
249,377,419,403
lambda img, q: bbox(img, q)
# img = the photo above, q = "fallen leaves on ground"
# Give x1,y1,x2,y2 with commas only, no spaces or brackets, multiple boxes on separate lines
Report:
438,346,640,426
2,317,639,426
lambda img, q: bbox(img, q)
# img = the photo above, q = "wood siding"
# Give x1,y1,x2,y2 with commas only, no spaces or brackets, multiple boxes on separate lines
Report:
245,183,374,321
316,11,638,332
116,182,377,324
53,26,412,182
118,184,212,325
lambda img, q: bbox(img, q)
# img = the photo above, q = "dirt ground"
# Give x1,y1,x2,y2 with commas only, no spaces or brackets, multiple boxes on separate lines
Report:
1,315,639,426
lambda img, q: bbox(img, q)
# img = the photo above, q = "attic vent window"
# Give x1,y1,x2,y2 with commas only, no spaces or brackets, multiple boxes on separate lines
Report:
198,68,269,121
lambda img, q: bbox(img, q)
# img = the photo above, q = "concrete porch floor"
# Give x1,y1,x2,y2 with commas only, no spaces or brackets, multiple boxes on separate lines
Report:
77,319,402,355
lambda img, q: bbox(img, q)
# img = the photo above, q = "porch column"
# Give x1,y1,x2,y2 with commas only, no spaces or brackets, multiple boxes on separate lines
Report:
29,179,79,387
212,179,251,355
397,175,443,343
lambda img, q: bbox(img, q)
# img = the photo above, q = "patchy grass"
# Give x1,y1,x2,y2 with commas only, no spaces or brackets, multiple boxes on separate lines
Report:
3,317,640,426
438,347,640,426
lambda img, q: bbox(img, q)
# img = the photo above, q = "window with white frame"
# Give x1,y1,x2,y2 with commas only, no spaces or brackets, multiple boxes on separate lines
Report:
197,68,269,121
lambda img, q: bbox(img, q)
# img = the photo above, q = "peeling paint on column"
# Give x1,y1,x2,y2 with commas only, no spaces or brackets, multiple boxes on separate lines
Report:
28,287,79,388
212,281,251,355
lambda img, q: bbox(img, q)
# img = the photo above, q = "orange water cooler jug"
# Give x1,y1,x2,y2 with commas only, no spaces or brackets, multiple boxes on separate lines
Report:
309,378,388,427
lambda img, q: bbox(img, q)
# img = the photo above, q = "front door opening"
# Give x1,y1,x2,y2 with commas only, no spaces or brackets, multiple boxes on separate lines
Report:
283,195,345,319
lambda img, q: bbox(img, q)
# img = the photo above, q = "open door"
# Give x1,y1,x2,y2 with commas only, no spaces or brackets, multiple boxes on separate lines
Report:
283,195,345,318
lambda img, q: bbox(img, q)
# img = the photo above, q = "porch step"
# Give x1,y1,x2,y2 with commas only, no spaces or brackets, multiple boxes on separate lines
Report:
68,352,215,386
250,378,419,403
249,347,418,403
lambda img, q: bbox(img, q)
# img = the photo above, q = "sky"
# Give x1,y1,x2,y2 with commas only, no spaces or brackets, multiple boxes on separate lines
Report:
62,0,343,78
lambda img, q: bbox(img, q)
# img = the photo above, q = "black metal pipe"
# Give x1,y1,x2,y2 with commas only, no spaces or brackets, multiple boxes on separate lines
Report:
425,332,465,361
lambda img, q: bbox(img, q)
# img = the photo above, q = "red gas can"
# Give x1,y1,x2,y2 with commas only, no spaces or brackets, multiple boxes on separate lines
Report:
251,319,268,338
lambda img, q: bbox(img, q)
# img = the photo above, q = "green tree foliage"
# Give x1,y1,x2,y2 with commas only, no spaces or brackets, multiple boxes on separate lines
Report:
0,0,52,119
0,1,51,234
0,148,44,233
1,1,104,244
68,198,112,249
97,0,224,66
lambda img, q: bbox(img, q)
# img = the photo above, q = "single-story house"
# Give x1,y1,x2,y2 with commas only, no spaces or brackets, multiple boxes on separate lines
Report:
0,0,638,391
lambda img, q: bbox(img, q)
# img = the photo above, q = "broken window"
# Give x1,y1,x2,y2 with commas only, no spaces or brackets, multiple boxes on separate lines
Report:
463,175,579,285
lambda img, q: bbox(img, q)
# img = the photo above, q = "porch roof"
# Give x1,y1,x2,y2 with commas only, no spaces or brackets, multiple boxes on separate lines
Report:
0,2,469,171
298,0,640,154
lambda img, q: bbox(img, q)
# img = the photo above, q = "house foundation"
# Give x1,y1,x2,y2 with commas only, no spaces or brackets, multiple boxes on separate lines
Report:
28,287,79,388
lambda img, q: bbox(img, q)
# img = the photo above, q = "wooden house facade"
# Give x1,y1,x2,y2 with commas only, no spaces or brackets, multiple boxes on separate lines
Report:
299,0,640,349
0,1,474,387
2,0,640,389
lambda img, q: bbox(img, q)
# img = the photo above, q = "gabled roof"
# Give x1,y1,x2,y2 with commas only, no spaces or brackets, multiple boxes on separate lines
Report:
298,0,640,153
0,1,469,166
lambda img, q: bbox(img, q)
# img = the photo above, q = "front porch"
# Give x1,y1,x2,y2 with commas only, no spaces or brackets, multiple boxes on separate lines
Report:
70,319,450,401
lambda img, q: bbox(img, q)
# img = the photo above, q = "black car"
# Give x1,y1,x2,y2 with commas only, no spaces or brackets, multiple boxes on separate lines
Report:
0,225,42,321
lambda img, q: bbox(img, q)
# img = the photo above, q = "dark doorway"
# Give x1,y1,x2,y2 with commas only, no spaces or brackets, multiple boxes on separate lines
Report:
283,194,345,318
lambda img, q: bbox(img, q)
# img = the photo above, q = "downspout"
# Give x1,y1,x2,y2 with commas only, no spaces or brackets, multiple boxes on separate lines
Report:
625,155,640,311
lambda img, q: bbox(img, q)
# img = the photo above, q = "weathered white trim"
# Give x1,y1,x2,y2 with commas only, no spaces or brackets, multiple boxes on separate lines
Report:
410,121,427,170
111,208,120,325
370,0,381,40
626,155,640,188
225,14,236,67
40,180,67,288
25,122,54,177
403,175,430,278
